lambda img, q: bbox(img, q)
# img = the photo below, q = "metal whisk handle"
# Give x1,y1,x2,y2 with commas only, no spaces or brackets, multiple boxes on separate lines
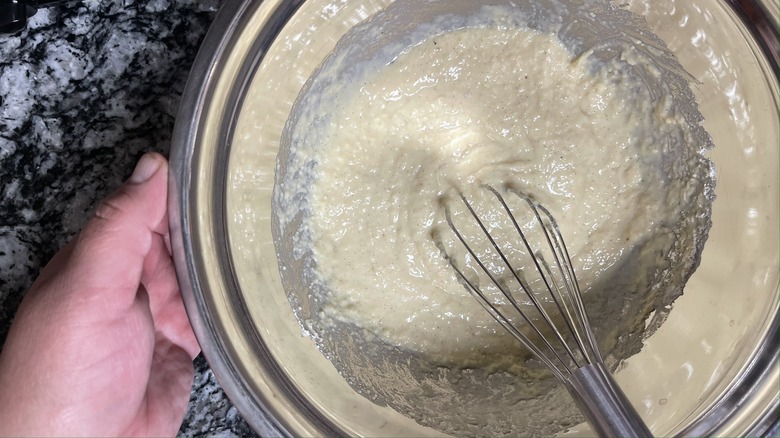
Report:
566,363,654,438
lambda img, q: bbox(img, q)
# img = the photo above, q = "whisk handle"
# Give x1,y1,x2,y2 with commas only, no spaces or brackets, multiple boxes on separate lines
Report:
566,363,653,438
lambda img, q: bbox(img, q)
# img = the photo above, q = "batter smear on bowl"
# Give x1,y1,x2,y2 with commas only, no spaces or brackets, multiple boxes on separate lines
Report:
274,4,714,436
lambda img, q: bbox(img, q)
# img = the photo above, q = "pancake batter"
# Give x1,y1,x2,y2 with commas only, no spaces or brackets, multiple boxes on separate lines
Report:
277,18,709,367
269,2,716,435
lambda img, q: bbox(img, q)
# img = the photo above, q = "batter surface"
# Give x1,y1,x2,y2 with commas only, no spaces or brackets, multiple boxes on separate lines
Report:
269,2,715,435
278,14,708,368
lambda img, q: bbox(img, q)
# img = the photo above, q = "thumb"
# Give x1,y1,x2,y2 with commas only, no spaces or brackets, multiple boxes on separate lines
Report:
59,152,170,311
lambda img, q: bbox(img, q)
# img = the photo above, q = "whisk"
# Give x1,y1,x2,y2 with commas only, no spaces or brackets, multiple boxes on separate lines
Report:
441,185,653,438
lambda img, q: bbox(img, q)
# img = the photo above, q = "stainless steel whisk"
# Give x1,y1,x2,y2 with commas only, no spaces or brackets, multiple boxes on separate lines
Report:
442,185,653,438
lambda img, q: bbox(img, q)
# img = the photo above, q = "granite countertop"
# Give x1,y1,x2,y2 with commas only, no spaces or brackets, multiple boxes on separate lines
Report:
0,0,256,436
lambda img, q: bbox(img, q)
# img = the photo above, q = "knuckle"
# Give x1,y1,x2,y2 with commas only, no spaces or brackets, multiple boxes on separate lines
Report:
93,188,133,222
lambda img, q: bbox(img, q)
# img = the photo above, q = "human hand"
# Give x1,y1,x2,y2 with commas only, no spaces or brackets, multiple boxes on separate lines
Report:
0,152,200,437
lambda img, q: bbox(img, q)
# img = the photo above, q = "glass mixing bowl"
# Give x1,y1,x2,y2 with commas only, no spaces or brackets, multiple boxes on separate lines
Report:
169,0,779,435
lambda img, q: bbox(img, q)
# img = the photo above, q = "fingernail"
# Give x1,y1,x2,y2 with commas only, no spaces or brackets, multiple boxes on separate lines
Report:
130,153,161,184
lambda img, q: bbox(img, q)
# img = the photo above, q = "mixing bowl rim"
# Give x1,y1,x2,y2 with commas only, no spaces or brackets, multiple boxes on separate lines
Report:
168,0,305,435
168,0,780,436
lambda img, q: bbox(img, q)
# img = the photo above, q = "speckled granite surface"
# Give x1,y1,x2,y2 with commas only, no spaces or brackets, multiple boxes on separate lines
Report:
0,1,257,436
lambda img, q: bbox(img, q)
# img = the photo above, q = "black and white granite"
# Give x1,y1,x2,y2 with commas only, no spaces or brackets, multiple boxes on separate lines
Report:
0,1,257,436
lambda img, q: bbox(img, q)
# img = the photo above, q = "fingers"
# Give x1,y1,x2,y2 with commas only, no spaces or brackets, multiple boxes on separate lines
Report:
143,231,201,360
62,152,170,313
30,150,200,357
130,336,196,437
0,152,200,437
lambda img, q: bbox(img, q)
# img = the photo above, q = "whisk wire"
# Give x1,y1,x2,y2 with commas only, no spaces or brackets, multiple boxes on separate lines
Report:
480,188,585,370
446,187,605,376
533,200,601,364
509,190,595,366
441,186,653,437
444,203,571,380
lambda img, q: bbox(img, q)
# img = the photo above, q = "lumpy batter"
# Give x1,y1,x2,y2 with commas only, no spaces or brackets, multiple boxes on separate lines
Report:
278,15,708,368
271,2,715,435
